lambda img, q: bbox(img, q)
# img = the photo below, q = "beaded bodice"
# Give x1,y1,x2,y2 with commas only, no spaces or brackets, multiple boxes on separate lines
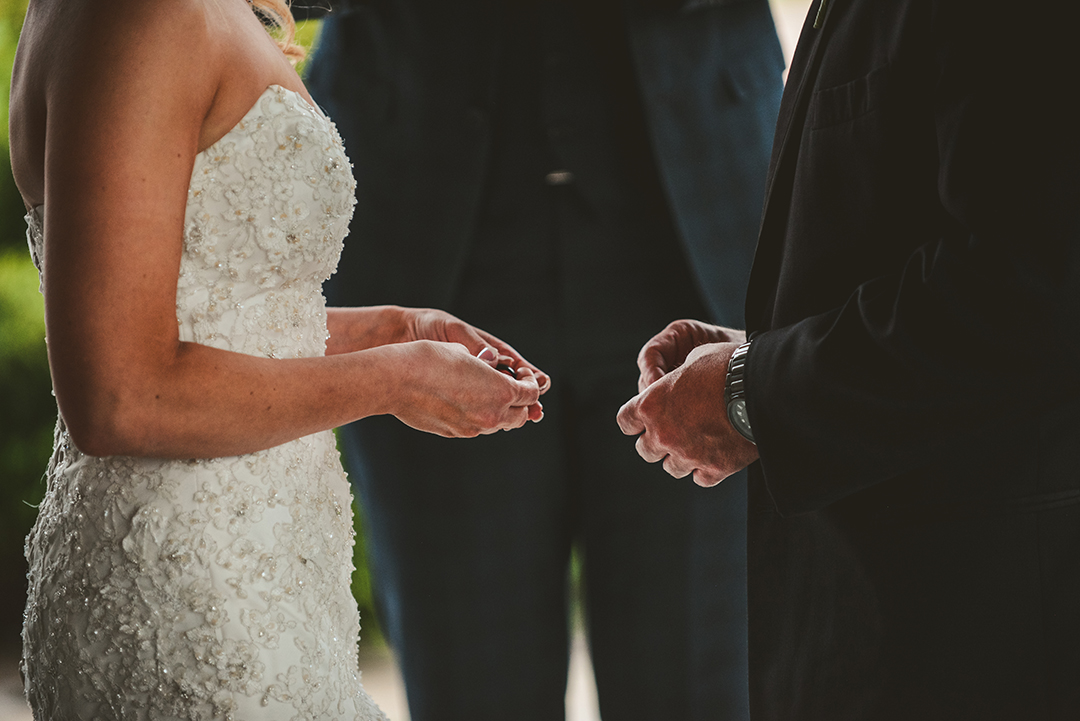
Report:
21,86,384,720
26,84,356,359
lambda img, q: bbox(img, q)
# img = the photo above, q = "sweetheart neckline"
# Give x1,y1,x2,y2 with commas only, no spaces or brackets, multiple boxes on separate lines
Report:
197,84,328,157
29,84,329,218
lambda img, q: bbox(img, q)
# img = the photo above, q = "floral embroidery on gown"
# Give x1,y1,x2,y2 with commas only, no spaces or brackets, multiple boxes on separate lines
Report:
22,86,387,721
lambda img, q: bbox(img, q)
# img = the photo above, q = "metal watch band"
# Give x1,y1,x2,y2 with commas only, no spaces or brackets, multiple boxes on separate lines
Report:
725,340,755,444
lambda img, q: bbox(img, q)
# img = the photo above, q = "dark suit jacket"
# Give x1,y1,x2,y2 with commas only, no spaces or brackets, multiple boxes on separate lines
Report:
304,0,783,328
743,0,1080,718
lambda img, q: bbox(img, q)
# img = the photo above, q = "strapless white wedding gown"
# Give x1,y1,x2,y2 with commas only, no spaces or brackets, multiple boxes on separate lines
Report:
22,85,387,721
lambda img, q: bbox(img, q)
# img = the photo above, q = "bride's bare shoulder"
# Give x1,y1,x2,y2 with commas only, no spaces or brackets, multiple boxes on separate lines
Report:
18,0,229,88
10,0,238,205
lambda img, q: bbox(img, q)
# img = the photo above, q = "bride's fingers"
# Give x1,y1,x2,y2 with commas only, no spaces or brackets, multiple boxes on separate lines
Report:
510,368,541,402
533,369,552,394
437,314,492,353
475,346,550,392
526,401,544,422
494,354,518,377
515,363,551,393
475,331,551,392
483,404,532,434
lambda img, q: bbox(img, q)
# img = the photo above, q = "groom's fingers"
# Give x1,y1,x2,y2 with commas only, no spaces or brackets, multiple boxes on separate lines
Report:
638,366,665,392
662,454,694,479
617,397,646,436
635,433,667,464
637,345,671,388
692,468,727,488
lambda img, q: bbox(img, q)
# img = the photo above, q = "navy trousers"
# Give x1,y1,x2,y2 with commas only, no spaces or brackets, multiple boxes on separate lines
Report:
338,177,750,721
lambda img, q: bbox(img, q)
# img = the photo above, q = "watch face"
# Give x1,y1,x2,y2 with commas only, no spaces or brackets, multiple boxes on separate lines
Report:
728,398,754,442
731,398,749,426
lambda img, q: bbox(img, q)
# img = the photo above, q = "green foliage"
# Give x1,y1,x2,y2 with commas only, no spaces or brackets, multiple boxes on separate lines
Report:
0,249,52,552
0,250,52,650
294,18,323,76
351,498,386,648
0,0,44,651
0,0,28,252
0,248,42,352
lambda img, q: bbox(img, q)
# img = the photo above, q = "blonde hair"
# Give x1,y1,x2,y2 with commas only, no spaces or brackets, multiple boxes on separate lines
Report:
251,0,305,64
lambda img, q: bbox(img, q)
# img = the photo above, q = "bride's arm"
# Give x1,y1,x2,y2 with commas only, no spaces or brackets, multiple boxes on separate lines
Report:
326,307,409,353
29,0,540,459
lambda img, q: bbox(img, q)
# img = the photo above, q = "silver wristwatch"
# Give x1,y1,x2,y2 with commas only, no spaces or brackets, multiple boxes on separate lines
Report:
724,340,755,445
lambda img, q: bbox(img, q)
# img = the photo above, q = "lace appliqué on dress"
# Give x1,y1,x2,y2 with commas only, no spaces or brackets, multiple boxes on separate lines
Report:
22,86,385,721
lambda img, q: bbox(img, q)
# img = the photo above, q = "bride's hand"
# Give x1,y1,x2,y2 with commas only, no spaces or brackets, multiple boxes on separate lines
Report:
387,340,544,438
402,308,552,395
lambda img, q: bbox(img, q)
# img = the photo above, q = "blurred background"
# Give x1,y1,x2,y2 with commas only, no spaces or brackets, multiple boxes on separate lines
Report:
0,1,810,718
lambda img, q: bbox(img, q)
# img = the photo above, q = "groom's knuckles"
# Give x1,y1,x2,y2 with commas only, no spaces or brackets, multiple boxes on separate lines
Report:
642,415,691,463
693,468,726,488
662,455,691,478
635,434,666,463
633,393,670,438
616,401,644,435
633,434,652,460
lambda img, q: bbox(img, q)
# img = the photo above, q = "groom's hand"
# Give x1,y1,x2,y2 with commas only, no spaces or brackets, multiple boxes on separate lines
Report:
618,340,758,487
636,320,745,392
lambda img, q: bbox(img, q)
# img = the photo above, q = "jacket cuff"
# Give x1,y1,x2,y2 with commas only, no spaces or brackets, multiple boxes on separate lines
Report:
743,323,861,517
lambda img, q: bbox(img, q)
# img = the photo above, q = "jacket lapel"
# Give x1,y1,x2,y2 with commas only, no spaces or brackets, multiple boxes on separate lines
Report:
745,0,843,331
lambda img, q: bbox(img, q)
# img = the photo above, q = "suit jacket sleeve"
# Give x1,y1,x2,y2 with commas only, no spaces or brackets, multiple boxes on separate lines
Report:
745,0,1080,516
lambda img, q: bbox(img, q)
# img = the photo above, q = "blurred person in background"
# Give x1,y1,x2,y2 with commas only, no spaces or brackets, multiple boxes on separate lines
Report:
8,0,546,717
304,1,783,719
